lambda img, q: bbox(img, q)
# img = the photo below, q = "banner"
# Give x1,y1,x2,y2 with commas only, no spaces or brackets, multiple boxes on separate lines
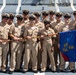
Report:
59,30,76,62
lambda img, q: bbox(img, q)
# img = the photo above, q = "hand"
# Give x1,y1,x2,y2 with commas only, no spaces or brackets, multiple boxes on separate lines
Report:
13,37,19,41
0,39,3,43
51,47,54,52
18,38,24,41
3,40,10,43
40,35,44,39
27,36,32,40
52,40,55,45
58,43,60,49
41,48,43,51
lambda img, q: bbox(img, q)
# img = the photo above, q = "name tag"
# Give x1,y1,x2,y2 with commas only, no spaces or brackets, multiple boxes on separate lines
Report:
31,27,35,30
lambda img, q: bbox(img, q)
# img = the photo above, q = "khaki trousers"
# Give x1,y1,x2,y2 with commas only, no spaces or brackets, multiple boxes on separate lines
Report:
42,43,56,71
59,52,65,70
0,43,9,71
59,52,75,70
24,41,38,70
54,40,60,67
0,43,2,69
10,41,23,71
37,41,42,69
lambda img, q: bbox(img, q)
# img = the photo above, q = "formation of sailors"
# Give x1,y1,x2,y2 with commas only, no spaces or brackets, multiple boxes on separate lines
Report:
0,10,76,74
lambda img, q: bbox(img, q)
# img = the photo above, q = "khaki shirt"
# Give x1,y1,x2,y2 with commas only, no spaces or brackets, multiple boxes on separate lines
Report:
42,17,48,23
52,21,65,41
69,20,76,30
24,25,39,43
9,23,15,27
62,20,71,32
62,25,74,33
50,19,56,28
24,19,29,24
23,19,29,28
0,22,10,39
10,23,25,38
53,21,65,33
36,21,44,31
41,27,56,44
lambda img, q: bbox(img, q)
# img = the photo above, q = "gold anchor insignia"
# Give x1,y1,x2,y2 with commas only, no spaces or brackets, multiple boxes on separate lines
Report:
65,43,68,46
64,43,68,47
68,46,71,49
70,46,74,49
64,49,68,52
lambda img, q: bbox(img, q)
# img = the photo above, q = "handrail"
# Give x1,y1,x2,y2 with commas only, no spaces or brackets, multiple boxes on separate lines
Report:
70,0,76,11
0,0,6,22
16,0,21,15
55,0,60,12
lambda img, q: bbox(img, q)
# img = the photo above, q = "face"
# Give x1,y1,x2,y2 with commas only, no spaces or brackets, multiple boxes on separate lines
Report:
56,16,62,21
45,24,50,29
49,14,55,20
23,14,28,19
7,18,14,24
17,19,23,24
64,18,70,23
42,15,48,20
35,16,40,22
2,18,8,23
74,14,76,19
29,19,35,25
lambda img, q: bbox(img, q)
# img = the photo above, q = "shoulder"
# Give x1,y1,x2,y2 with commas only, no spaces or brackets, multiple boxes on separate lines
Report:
49,28,55,32
0,22,2,26
60,21,65,25
70,20,75,25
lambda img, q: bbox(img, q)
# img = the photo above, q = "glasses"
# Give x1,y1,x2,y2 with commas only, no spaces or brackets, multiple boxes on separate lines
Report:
17,18,23,21
42,13,48,16
49,12,55,15
29,19,35,21
64,16,71,19
23,13,28,15
29,17,35,21
2,16,8,19
56,15,62,18
35,15,40,17
73,13,76,15
7,17,14,20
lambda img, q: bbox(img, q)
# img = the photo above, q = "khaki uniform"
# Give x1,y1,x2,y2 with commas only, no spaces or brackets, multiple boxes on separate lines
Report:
23,25,39,70
20,19,29,68
59,21,75,70
22,19,29,27
0,22,10,71
9,24,24,71
69,20,76,30
50,19,56,28
6,23,15,67
36,21,44,69
41,11,48,22
53,21,65,67
41,27,56,71
46,19,56,67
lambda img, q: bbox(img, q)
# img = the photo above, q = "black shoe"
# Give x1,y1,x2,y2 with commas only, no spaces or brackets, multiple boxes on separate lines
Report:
9,71,13,74
22,70,26,73
32,70,38,73
40,70,45,72
2,71,7,73
51,70,56,73
20,66,23,69
57,69,65,72
15,69,21,72
70,70,75,73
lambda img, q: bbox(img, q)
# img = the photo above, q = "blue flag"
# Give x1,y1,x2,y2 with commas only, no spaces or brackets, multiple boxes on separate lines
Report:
59,30,76,62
